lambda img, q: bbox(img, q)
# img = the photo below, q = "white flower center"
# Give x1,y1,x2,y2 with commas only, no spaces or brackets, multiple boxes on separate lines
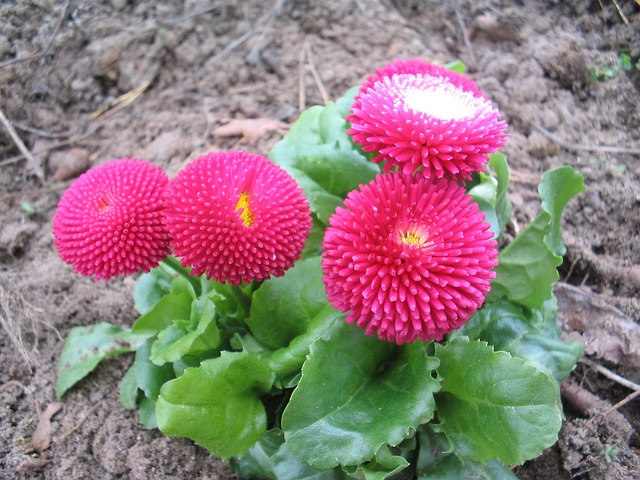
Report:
403,84,477,120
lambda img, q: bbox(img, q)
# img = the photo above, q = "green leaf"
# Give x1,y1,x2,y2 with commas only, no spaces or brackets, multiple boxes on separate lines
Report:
538,166,585,256
135,337,175,400
138,395,158,429
300,217,325,260
466,153,511,240
119,365,139,410
282,323,440,469
248,256,328,349
444,60,466,73
489,166,585,309
156,351,275,459
56,322,146,398
268,304,345,386
453,299,583,381
232,429,285,480
233,428,348,480
343,445,410,480
335,85,359,117
434,338,562,465
150,296,220,365
134,267,174,314
417,429,518,480
131,293,192,334
269,103,379,223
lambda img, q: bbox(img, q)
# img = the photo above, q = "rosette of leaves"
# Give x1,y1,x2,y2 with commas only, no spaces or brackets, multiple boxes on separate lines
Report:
56,65,585,479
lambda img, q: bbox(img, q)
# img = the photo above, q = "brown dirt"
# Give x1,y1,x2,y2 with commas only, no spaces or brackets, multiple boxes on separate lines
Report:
1,1,639,479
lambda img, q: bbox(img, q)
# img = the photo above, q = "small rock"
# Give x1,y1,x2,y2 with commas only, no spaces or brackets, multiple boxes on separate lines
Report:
50,148,91,181
471,15,522,44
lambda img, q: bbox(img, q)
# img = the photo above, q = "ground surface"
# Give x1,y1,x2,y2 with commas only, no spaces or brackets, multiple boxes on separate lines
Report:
1,1,639,479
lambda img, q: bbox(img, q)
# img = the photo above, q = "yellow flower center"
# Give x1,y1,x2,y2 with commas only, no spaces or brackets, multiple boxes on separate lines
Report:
235,192,254,227
399,228,427,248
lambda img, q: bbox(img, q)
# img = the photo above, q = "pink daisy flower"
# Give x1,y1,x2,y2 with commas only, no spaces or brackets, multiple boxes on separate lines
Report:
322,172,498,345
164,151,312,285
360,59,485,98
347,59,507,180
53,159,171,281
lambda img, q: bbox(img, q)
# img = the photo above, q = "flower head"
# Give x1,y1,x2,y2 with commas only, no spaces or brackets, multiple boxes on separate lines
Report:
322,172,498,345
360,59,485,98
164,151,312,284
53,158,171,281
347,59,507,180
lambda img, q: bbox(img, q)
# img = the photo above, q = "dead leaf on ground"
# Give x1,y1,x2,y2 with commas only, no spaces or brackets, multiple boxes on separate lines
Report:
17,456,52,472
50,147,90,181
556,282,640,368
30,401,63,454
213,117,288,145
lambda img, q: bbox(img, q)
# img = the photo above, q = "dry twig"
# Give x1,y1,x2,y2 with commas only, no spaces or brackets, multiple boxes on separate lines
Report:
580,357,640,392
534,124,640,156
455,6,476,65
0,0,70,69
245,0,285,64
611,0,629,24
0,125,99,169
0,105,44,181
298,43,307,112
91,80,151,120
0,277,45,371
303,42,330,106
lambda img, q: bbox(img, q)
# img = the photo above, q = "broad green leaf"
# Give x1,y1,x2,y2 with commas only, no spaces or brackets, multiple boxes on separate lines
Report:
169,275,198,299
138,395,158,429
489,153,511,228
268,304,345,386
282,323,440,469
335,85,359,117
300,217,325,260
445,60,466,73
343,445,410,480
56,322,146,398
135,337,175,400
269,103,379,223
489,166,584,308
119,365,139,410
466,153,511,240
156,351,275,459
434,338,562,465
232,429,285,480
131,293,191,334
248,256,328,349
539,166,585,256
271,438,348,480
150,296,220,365
233,428,348,480
417,429,518,480
281,167,344,225
134,267,174,314
453,299,583,381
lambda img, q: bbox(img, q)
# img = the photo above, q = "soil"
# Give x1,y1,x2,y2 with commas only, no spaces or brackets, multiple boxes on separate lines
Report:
1,0,639,479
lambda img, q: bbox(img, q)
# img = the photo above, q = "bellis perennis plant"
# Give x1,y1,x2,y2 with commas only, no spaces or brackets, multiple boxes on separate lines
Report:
55,59,585,480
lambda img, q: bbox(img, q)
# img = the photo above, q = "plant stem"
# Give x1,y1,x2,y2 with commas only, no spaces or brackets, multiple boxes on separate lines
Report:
160,256,201,295
231,284,251,315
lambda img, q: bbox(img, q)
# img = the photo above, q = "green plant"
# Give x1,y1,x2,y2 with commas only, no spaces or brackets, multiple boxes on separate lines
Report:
588,52,638,84
55,60,585,479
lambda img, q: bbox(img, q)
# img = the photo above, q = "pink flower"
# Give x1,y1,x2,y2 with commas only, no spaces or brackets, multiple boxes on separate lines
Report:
164,151,312,285
360,59,485,98
347,59,507,180
53,159,171,281
322,172,498,345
